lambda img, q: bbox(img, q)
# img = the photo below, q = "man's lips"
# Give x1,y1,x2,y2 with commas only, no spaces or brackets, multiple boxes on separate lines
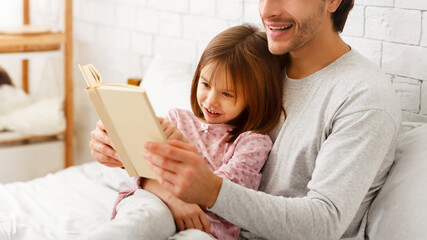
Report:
264,22,294,38
267,24,293,31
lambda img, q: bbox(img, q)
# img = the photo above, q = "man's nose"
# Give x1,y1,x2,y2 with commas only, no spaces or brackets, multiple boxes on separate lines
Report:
259,0,281,20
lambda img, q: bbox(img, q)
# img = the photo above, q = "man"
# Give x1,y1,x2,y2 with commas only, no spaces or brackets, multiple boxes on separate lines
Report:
92,0,401,239
143,0,401,239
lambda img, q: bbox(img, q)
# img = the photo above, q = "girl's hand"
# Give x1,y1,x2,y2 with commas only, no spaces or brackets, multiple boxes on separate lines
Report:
90,120,123,167
166,196,210,234
158,117,188,143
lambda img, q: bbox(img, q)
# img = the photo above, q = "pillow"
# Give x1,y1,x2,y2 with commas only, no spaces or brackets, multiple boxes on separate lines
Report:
0,98,65,136
0,85,32,115
142,56,193,117
366,123,427,239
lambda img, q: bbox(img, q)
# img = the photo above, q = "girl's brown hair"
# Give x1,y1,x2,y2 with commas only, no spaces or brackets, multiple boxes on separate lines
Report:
190,24,284,143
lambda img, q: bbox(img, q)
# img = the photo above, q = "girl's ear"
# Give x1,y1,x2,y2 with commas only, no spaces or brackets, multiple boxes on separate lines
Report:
327,0,343,13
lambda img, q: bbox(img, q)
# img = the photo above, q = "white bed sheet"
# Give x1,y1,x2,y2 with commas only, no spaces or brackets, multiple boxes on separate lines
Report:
0,162,132,240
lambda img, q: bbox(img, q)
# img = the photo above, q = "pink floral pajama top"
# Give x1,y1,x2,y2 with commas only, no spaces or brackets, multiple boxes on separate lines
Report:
166,109,272,240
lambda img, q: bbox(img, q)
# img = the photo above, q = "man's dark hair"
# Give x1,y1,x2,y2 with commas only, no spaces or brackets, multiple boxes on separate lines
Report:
332,0,354,32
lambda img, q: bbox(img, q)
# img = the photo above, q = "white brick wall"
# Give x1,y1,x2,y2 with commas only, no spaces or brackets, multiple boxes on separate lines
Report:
392,77,421,113
217,0,243,21
422,12,427,46
77,1,115,25
116,5,138,31
355,0,393,7
365,8,421,44
382,43,427,80
148,0,189,13
190,0,215,17
243,2,260,24
422,82,427,114
341,37,382,65
343,6,364,37
342,0,427,115
72,0,427,99
96,26,131,51
69,0,427,164
154,37,196,64
395,0,427,11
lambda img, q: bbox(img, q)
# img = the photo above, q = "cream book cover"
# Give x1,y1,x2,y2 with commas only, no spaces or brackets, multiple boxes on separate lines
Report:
79,64,166,179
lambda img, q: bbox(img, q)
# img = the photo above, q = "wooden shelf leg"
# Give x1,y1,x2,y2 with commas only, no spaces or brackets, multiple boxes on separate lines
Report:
64,0,74,168
21,59,29,93
22,0,30,93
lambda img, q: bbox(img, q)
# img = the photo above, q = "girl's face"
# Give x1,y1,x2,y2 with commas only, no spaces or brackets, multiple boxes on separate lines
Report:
197,63,247,124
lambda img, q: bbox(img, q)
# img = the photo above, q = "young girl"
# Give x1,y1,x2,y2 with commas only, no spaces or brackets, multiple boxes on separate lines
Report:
88,24,284,240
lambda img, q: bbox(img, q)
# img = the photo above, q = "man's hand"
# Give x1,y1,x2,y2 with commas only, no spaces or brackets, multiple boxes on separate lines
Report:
158,117,188,143
90,120,123,167
144,139,223,208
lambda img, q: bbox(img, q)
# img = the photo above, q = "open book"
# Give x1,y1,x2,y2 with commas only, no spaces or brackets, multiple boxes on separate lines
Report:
79,63,166,179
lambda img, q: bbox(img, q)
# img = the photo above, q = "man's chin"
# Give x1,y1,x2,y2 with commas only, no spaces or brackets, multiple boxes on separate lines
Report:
268,45,289,55
266,37,291,55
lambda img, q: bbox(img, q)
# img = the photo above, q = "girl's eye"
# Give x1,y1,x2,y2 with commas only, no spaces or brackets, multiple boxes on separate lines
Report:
222,92,234,98
201,82,209,88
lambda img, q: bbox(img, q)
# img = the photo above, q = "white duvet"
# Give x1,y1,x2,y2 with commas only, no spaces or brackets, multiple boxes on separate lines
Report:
0,162,132,240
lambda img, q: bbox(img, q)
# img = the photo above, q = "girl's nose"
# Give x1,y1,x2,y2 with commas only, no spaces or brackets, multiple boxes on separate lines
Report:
206,91,219,106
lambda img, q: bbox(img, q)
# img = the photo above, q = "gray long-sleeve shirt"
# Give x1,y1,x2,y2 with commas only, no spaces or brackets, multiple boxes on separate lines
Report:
209,49,402,240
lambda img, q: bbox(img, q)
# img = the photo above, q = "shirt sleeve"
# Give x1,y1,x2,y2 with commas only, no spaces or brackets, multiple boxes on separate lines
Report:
164,108,179,125
209,110,398,240
214,133,272,191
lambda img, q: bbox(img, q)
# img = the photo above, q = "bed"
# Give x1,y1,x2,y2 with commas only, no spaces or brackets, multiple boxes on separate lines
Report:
1,56,426,240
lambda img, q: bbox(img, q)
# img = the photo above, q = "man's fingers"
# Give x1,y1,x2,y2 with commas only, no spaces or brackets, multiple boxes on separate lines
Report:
146,159,179,186
145,151,182,174
169,139,198,152
145,142,199,165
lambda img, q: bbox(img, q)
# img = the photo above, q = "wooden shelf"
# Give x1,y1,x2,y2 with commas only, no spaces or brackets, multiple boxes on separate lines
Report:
0,131,65,145
0,50,62,60
0,0,74,168
0,32,64,53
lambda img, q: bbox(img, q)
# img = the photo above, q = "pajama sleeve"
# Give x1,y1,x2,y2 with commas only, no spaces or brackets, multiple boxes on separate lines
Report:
213,133,272,191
